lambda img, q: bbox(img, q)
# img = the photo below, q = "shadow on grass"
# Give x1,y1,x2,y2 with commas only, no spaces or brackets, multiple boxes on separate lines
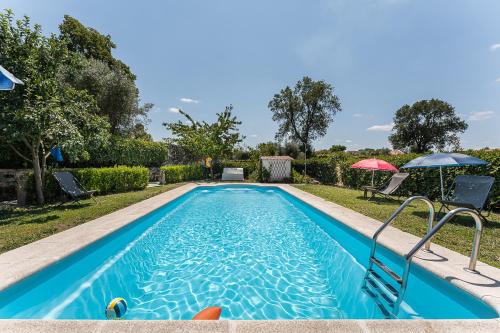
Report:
0,202,91,226
355,196,404,207
411,211,500,229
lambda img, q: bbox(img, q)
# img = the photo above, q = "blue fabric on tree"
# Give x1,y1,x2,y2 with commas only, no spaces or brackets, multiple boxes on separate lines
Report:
50,147,64,162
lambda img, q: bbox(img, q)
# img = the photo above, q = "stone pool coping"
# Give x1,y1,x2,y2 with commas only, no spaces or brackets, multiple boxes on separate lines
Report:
0,182,498,332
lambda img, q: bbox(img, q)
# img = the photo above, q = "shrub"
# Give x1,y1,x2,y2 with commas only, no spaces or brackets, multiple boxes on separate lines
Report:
73,166,149,194
292,169,312,184
292,150,500,202
292,157,337,184
27,166,149,203
160,165,204,183
81,138,168,167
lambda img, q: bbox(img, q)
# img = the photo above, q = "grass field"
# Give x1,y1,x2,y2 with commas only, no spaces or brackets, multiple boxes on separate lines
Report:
293,184,500,268
0,184,180,254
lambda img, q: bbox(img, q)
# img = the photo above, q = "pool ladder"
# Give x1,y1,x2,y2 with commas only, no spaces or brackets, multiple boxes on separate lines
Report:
364,196,484,316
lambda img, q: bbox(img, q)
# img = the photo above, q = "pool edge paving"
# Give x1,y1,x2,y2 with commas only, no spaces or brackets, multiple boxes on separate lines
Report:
0,319,499,333
0,182,498,331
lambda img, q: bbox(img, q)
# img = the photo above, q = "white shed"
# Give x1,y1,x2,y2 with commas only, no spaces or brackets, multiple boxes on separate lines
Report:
260,156,293,182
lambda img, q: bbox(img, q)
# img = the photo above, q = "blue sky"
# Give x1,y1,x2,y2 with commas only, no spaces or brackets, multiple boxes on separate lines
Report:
3,0,500,150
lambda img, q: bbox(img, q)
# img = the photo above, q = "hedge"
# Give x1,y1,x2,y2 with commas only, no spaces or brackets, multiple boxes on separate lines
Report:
27,166,149,203
292,150,500,202
160,165,204,183
73,138,169,167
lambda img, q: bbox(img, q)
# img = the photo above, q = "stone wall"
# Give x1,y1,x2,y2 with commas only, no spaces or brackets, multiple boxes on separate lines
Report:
0,169,30,205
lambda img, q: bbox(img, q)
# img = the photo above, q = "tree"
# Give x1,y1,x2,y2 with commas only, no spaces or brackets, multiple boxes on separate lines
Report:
256,142,278,157
0,10,109,204
125,123,153,141
59,15,135,80
268,76,341,173
58,57,151,136
163,105,244,176
389,99,468,153
329,144,347,152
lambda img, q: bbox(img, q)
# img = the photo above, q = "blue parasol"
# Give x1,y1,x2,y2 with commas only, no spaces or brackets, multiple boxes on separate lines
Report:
401,153,488,200
0,65,23,91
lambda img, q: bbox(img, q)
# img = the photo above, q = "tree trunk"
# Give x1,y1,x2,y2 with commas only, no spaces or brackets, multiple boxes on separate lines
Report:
40,148,47,187
31,146,45,205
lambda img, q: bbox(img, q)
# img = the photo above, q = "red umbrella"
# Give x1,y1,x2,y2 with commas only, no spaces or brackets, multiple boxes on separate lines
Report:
351,158,399,186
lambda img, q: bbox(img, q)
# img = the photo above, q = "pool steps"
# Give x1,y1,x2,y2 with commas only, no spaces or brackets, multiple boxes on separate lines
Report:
365,196,484,317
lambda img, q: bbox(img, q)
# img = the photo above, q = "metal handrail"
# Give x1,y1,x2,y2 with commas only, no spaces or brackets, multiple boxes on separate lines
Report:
394,207,483,312
369,196,435,261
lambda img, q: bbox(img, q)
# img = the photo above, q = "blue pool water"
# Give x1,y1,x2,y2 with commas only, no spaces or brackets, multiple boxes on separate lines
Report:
0,185,497,320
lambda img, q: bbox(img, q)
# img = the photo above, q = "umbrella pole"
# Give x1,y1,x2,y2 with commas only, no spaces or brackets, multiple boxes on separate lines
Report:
440,166,445,201
371,170,375,187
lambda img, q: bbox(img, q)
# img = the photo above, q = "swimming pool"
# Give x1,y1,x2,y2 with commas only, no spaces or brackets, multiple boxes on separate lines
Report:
0,185,497,320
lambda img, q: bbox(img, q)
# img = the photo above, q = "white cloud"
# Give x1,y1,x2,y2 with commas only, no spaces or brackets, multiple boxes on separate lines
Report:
168,107,180,113
366,123,394,131
353,113,363,118
345,139,353,143
250,134,259,138
490,43,500,51
468,111,495,121
180,97,199,104
495,77,500,82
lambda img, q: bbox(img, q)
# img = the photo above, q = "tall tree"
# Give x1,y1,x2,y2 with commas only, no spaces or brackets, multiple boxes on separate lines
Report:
0,10,109,204
59,15,135,80
268,76,341,172
389,99,468,153
58,57,152,135
164,106,244,175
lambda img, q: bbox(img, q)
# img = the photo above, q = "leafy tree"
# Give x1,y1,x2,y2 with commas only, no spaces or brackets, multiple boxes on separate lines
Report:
232,147,253,160
0,10,109,204
329,144,347,152
59,15,135,80
256,142,278,157
282,142,301,159
163,105,244,176
58,57,152,135
354,147,391,156
389,99,468,153
268,76,341,173
125,123,153,141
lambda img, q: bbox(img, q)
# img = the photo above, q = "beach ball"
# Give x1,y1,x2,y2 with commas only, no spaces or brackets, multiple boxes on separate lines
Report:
105,297,127,320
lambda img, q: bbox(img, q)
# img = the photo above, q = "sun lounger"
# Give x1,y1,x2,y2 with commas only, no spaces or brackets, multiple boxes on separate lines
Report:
363,173,409,201
53,171,98,204
221,168,244,181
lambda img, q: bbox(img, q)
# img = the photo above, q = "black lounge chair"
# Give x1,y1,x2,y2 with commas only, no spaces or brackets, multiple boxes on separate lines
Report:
363,173,409,201
437,175,495,222
53,171,98,204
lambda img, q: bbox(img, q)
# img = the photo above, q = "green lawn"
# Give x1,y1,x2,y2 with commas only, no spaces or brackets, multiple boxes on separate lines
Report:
293,184,500,268
0,184,181,254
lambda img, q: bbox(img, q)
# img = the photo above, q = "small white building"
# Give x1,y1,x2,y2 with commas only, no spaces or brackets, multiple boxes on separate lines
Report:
260,156,293,182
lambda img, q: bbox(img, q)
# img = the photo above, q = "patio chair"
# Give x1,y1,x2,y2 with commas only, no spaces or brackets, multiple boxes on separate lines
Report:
53,171,98,204
363,173,409,201
437,175,495,222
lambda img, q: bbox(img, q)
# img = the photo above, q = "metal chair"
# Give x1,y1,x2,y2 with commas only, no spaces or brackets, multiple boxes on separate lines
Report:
437,175,495,222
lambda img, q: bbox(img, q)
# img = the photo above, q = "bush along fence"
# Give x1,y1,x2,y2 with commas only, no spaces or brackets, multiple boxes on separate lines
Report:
160,165,204,184
292,150,500,202
27,166,149,203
